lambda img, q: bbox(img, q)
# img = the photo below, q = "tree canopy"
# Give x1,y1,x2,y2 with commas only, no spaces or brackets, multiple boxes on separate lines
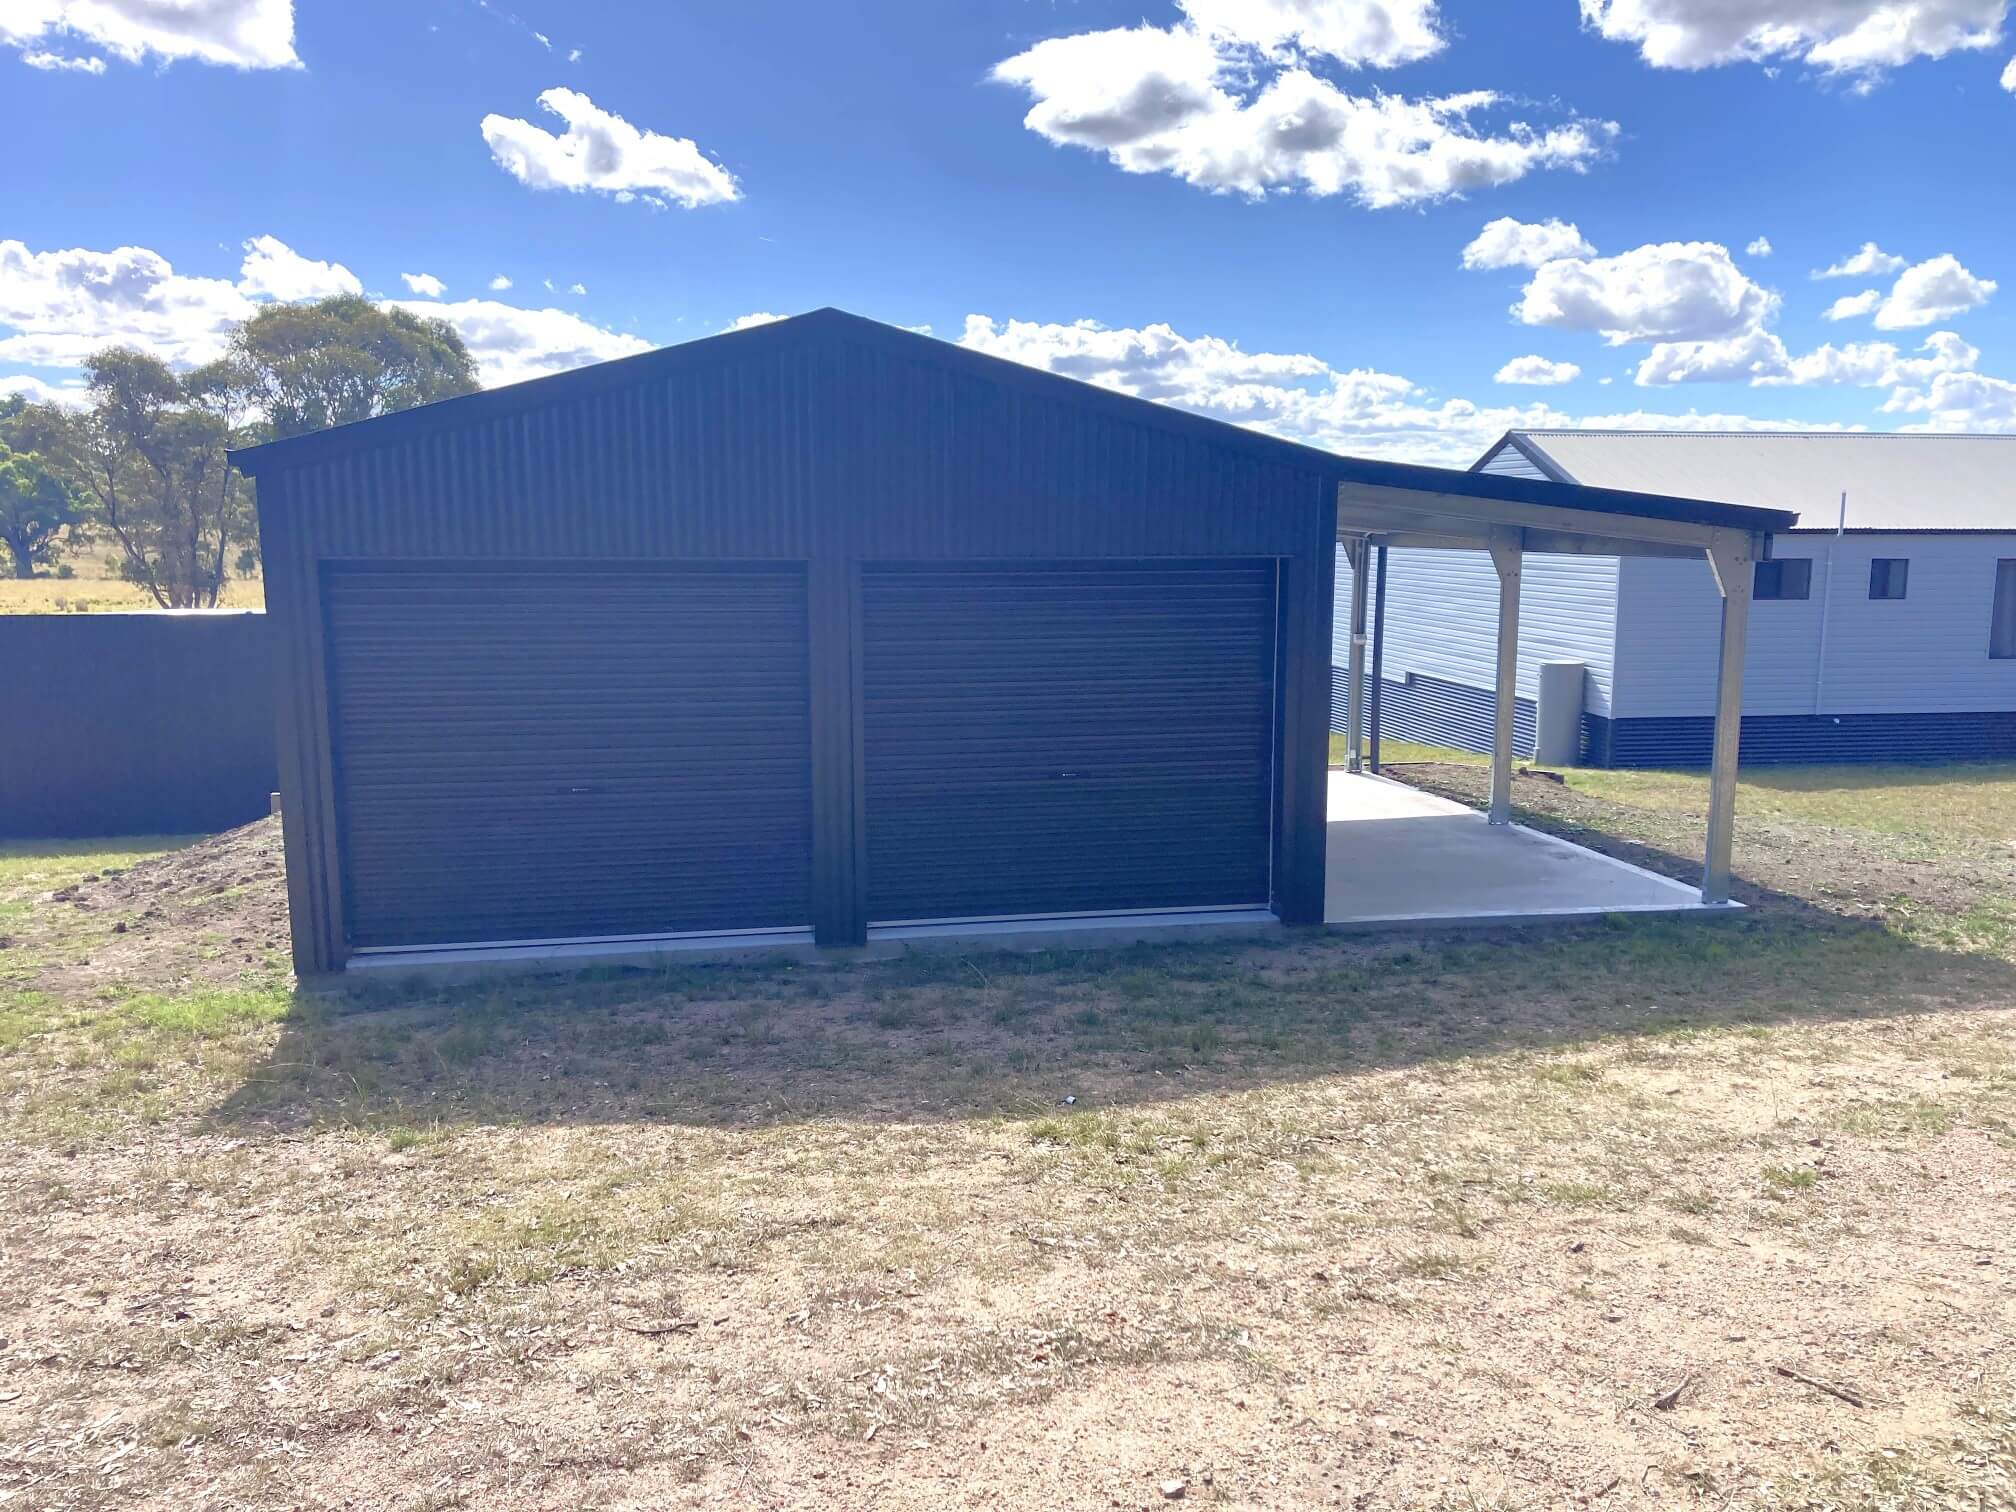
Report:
230,295,480,442
0,396,84,579
13,296,481,604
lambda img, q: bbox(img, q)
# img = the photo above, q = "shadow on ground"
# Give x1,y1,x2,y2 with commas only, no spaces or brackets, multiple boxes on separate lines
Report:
206,794,2015,1137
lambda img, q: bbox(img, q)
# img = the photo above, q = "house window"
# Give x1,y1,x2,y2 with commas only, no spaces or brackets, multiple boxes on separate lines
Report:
1753,559,1812,601
1993,560,2016,660
1868,558,1909,600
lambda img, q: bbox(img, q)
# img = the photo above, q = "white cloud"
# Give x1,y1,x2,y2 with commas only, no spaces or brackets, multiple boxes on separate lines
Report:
383,298,651,389
567,46,582,64
956,313,1825,466
1774,330,1978,387
20,47,104,71
1513,240,1777,345
400,272,446,298
1633,328,1793,386
1815,241,1908,278
2004,52,2016,87
1494,355,1582,385
0,238,255,368
0,372,88,407
1462,217,1595,270
1637,327,1981,389
725,312,789,332
991,11,1612,209
1887,370,2016,429
1176,0,1448,68
567,282,586,295
0,0,299,71
237,235,361,303
480,88,740,209
1746,236,1774,257
1580,0,2006,77
1822,289,1882,320
1873,253,1997,329
488,275,513,291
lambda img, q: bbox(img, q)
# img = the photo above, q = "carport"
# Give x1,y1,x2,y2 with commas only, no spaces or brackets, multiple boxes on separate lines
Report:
231,310,1791,978
1327,466,1787,917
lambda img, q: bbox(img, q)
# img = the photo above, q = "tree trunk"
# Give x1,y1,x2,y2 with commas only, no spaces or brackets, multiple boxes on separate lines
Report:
6,537,35,578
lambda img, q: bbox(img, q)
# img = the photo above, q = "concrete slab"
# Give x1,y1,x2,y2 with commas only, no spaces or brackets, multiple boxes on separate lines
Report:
1325,770,1732,928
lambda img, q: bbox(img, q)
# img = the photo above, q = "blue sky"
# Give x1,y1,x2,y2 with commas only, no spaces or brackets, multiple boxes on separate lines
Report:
3,0,2014,464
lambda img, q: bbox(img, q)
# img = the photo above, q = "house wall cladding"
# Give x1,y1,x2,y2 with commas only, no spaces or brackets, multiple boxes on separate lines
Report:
1329,666,1539,759
1613,534,2016,720
0,612,277,838
1334,546,1620,719
253,322,1338,972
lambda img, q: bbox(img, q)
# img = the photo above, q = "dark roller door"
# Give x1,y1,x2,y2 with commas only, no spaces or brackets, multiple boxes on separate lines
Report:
324,563,812,949
862,560,1277,923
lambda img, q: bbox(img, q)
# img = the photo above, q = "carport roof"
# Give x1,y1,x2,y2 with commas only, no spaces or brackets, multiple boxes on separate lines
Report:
231,309,1795,540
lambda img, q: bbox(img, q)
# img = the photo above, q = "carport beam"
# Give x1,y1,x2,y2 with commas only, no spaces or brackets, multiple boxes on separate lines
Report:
1487,530,1522,825
1343,536,1370,772
1703,535,1756,905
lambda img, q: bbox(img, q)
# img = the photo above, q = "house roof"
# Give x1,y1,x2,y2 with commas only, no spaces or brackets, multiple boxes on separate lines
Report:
1485,430,2015,533
231,310,1792,537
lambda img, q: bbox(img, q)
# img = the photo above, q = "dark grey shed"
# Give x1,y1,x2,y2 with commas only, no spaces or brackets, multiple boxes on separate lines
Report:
233,309,1793,976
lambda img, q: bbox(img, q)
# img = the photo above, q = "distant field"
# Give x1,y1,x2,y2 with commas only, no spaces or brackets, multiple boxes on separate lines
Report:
0,538,264,613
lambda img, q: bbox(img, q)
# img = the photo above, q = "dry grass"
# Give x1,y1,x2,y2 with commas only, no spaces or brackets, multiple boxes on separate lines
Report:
1,767,2013,1508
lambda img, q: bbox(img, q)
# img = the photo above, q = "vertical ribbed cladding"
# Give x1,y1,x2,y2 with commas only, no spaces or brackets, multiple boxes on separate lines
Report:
253,313,1339,967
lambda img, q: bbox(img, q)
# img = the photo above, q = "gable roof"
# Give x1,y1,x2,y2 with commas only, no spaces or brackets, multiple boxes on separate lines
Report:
232,309,1792,536
1483,430,2015,533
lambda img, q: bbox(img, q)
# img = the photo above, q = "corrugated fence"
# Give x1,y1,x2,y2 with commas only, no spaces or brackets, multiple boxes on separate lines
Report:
1,612,277,838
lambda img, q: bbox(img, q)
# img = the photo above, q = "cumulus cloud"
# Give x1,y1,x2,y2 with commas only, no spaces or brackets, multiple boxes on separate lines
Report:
1815,241,1908,278
488,275,512,291
400,272,446,297
383,298,651,389
1177,0,1448,68
237,235,361,303
0,372,88,407
2004,52,2016,86
0,0,299,71
1512,240,1777,345
1462,217,1595,270
1822,289,1883,320
0,239,256,369
1494,355,1582,385
1636,327,1981,390
1746,236,1774,257
1887,370,2016,429
20,47,104,71
1580,0,2006,77
1873,253,1997,329
991,8,1612,208
725,312,789,332
956,313,1822,465
1771,330,1980,387
480,88,740,209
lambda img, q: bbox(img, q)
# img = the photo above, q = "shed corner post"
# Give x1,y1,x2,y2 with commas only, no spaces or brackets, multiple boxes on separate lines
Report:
1701,530,1758,905
1486,527,1524,825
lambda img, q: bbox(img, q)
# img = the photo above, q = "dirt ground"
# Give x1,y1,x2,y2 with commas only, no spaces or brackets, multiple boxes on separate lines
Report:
1,768,2012,1509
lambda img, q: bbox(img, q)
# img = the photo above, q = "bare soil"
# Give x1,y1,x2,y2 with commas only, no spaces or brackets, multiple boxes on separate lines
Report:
2,779,2013,1510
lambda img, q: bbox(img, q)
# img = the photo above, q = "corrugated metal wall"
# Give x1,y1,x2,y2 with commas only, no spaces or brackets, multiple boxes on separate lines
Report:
253,319,1338,972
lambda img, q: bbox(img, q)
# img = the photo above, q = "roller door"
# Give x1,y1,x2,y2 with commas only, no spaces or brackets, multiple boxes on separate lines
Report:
861,560,1277,923
323,562,812,949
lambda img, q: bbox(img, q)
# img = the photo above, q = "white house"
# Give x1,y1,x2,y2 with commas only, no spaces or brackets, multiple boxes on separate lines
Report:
1337,431,2016,765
